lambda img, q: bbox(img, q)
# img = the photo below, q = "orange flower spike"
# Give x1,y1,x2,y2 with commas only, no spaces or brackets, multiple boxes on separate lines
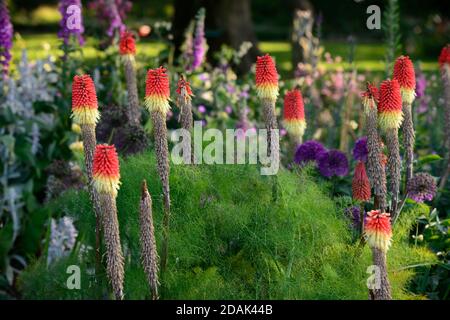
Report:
378,79,403,131
71,75,100,125
255,54,279,100
119,31,136,56
438,44,450,69
283,89,306,138
352,161,371,202
144,67,171,115
364,210,392,252
93,144,121,197
393,56,416,105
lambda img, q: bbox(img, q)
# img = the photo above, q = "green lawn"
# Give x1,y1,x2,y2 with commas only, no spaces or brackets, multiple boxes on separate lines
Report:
11,33,438,75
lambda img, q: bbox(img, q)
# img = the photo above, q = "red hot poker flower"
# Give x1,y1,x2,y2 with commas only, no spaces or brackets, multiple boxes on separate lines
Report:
119,31,136,56
364,210,392,252
393,56,416,104
93,144,121,196
71,74,99,125
176,76,193,97
283,89,306,138
144,67,171,114
255,54,279,100
438,45,450,68
352,161,371,202
378,79,403,131
361,82,379,113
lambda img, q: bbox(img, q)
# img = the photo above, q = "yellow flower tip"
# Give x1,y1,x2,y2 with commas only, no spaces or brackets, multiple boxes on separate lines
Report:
378,111,403,131
400,87,416,105
144,95,171,114
364,229,392,253
93,174,121,197
120,54,135,65
283,119,306,138
256,83,279,100
69,141,84,153
71,107,100,125
71,123,82,134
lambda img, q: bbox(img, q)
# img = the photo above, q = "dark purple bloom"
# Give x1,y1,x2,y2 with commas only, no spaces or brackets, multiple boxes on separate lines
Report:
352,136,368,162
294,140,327,165
318,149,349,178
191,8,207,71
0,0,13,76
58,0,85,46
407,172,437,203
345,206,363,229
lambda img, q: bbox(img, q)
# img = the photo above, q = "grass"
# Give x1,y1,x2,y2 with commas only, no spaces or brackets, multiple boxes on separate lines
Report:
18,150,436,299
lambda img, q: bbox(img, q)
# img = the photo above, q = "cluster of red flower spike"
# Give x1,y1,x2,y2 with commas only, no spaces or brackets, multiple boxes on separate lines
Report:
92,144,121,196
71,75,99,125
144,67,171,114
119,31,136,56
283,89,306,139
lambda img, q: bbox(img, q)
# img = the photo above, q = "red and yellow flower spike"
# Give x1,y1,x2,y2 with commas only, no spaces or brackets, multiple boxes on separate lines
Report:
361,82,379,114
93,144,121,197
255,54,279,100
71,75,100,125
438,44,450,69
393,56,416,105
352,161,371,202
283,89,306,139
119,31,136,56
364,210,392,252
378,79,403,131
144,67,171,115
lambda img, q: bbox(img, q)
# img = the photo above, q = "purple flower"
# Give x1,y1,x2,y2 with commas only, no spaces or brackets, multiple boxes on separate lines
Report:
0,0,13,76
317,149,349,178
294,140,327,165
240,89,249,99
345,206,363,229
191,8,207,70
226,84,236,94
58,0,85,46
225,106,233,114
352,137,368,162
198,105,206,113
407,172,437,203
415,73,426,98
89,0,131,37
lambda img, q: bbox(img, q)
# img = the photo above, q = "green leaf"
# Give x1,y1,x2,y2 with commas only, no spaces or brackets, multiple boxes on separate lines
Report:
418,154,443,165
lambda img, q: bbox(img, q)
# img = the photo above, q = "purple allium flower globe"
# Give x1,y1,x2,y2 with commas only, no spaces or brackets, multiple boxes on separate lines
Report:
294,140,326,165
317,149,349,178
352,136,368,162
58,0,85,46
406,172,437,203
0,0,13,77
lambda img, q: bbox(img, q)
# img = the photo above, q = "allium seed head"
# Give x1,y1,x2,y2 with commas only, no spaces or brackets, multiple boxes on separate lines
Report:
71,75,99,125
255,54,279,100
393,56,416,104
378,79,403,131
364,210,392,252
406,172,437,203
